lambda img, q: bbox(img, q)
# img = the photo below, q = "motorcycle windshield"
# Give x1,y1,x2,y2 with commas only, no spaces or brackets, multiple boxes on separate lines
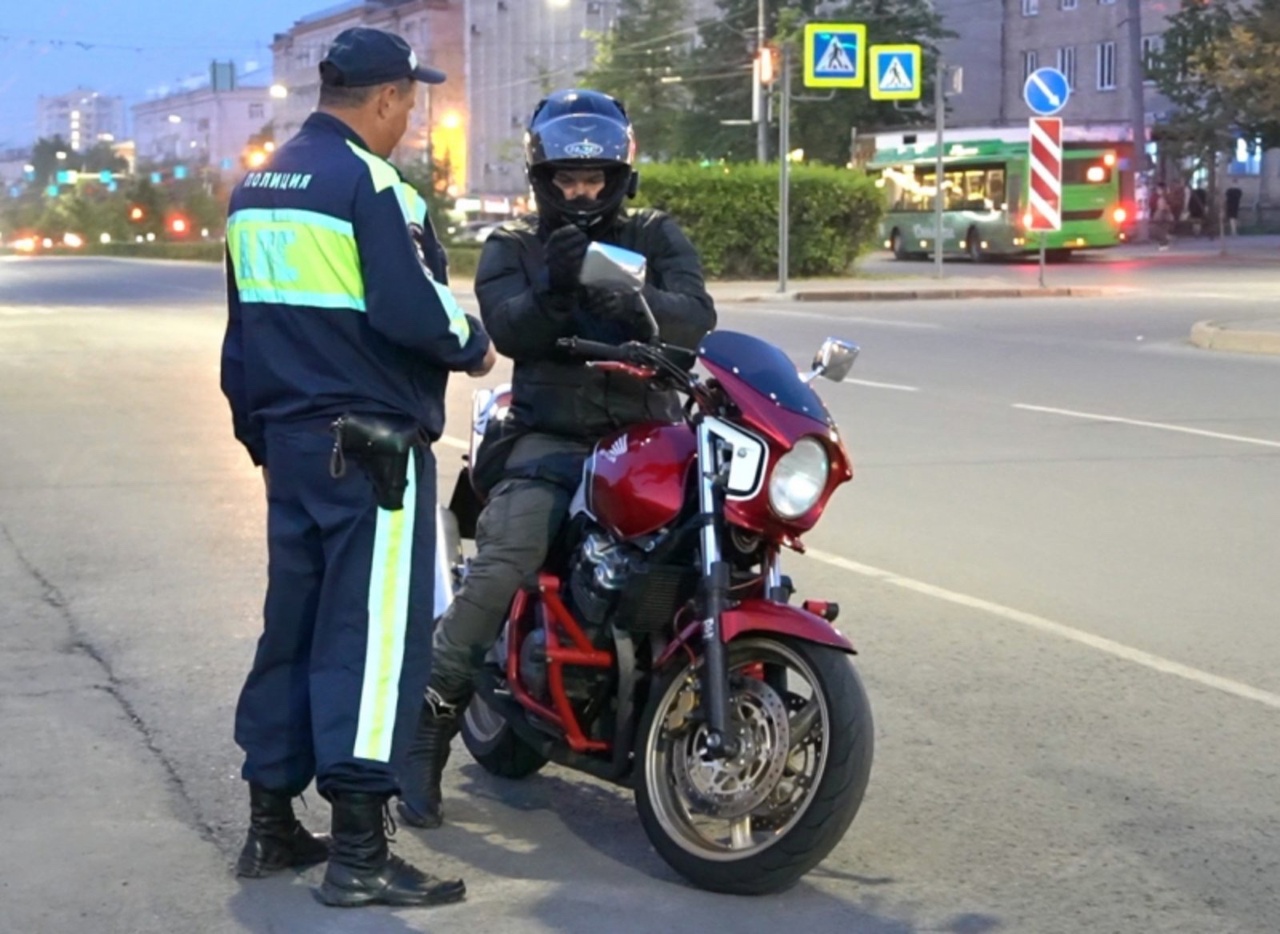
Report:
699,330,832,425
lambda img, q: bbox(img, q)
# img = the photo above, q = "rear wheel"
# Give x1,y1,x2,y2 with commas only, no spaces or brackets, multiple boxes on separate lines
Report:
635,636,873,895
461,691,548,779
890,229,910,261
966,227,984,263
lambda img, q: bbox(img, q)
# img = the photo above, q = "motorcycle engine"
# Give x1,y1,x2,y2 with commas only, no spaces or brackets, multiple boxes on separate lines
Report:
516,527,637,703
567,529,633,631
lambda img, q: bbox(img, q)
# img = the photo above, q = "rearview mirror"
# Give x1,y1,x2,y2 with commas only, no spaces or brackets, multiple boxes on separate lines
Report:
811,338,859,383
580,242,646,292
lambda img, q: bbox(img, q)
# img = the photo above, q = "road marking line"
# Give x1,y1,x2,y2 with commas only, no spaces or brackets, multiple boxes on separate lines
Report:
1013,403,1280,449
843,378,920,392
727,307,945,329
805,548,1280,711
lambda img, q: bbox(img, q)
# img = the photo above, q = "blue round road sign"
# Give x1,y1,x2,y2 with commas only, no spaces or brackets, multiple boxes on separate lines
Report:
1023,67,1070,116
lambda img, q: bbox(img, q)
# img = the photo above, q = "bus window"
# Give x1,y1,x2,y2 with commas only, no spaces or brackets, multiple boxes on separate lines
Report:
1008,173,1022,216
988,170,1006,209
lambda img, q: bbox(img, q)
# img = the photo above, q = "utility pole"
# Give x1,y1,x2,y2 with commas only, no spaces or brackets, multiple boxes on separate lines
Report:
778,41,792,294
757,0,768,162
1125,0,1148,241
933,54,945,279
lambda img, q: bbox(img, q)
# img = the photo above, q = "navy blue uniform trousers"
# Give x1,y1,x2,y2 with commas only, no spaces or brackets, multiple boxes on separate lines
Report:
234,424,437,797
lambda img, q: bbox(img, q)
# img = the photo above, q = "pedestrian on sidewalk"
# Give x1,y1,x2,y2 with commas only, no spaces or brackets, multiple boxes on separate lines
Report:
221,26,495,909
1152,184,1175,250
1188,187,1207,238
1225,186,1243,237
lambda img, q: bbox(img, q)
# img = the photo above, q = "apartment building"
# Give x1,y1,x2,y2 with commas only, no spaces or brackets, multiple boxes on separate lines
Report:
36,89,127,151
132,83,273,174
271,1,465,183
271,0,716,201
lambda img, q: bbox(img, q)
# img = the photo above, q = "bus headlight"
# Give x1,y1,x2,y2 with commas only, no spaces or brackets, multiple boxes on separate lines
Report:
769,438,829,519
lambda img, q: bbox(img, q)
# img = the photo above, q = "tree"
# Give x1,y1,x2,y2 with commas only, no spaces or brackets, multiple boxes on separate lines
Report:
1212,0,1280,151
30,136,75,188
668,0,949,165
579,0,694,159
1147,0,1240,232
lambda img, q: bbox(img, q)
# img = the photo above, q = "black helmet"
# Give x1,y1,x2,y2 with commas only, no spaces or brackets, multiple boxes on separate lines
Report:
524,88,637,230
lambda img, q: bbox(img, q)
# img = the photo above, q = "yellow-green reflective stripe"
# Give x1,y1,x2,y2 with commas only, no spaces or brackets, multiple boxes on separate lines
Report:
346,140,400,193
343,144,470,346
353,451,417,762
228,208,365,311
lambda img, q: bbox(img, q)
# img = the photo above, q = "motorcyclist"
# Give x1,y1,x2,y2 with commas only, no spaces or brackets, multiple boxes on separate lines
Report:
397,88,716,828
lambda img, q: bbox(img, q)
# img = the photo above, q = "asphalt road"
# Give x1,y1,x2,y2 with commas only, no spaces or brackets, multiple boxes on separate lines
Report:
1,255,1277,934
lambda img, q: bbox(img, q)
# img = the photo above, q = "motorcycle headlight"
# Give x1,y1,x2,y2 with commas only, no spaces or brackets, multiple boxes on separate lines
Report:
768,437,830,519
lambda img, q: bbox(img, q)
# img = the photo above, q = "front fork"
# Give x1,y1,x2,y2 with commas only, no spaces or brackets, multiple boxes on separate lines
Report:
696,418,748,760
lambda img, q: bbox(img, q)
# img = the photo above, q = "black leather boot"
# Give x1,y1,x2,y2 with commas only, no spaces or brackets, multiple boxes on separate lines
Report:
396,687,467,829
235,784,330,878
316,792,466,908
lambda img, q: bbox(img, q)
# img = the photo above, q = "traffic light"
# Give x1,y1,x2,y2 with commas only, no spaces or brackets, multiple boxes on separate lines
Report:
757,46,778,85
129,206,145,222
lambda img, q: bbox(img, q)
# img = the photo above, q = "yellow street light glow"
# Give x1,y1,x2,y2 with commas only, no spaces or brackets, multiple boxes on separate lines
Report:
440,111,463,130
269,84,288,99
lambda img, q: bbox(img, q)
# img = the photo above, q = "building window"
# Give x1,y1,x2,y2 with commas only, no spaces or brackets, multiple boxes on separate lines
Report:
1057,46,1077,88
1227,137,1261,176
249,103,265,120
1061,0,1078,9
1023,50,1039,82
1140,35,1163,84
1022,0,1039,15
1097,41,1116,90
1098,0,1115,5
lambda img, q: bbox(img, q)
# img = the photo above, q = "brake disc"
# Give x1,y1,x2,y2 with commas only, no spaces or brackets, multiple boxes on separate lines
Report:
671,677,791,820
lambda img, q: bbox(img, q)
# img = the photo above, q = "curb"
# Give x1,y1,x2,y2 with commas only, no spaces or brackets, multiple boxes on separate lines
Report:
1189,320,1280,356
788,286,1109,303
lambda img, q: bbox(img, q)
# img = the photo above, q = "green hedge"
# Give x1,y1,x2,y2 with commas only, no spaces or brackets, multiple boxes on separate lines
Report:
82,241,225,262
444,243,483,280
630,162,884,279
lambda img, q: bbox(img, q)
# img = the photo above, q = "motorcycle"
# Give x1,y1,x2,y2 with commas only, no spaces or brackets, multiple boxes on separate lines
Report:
439,243,873,895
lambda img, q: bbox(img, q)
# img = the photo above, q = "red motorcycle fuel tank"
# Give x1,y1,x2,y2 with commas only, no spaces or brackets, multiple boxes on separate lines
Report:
586,423,696,541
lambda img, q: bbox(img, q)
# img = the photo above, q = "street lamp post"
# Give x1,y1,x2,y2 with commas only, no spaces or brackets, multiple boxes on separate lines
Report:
756,0,767,163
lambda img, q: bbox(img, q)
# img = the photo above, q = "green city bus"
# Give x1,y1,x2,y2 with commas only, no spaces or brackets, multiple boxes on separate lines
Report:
867,138,1131,261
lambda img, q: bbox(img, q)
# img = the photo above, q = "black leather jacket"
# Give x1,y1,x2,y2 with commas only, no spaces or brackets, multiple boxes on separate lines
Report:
476,209,716,440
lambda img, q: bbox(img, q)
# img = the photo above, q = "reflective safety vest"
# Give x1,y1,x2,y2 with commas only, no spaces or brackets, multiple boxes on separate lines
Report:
221,112,488,465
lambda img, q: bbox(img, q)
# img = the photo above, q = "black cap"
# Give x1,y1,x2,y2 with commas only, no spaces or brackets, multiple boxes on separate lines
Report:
319,27,446,88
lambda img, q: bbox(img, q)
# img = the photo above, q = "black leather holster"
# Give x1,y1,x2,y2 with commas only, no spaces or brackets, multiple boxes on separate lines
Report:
329,414,422,511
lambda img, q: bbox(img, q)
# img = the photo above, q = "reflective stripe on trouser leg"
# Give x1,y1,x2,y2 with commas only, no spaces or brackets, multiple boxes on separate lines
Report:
353,449,417,763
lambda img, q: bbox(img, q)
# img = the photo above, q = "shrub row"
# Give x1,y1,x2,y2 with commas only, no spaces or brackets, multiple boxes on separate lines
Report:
630,161,884,279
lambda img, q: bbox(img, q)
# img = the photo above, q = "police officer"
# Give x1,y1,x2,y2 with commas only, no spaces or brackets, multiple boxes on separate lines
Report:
221,27,495,908
397,89,715,829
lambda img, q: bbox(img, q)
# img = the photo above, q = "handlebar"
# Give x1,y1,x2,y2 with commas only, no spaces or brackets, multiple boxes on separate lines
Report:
556,337,643,362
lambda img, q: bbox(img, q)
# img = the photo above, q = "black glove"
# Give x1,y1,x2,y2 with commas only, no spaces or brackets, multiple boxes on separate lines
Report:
544,225,590,293
585,287,635,321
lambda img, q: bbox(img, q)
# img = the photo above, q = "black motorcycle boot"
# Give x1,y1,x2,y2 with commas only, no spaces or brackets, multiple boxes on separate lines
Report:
316,792,466,908
235,784,330,878
396,687,467,829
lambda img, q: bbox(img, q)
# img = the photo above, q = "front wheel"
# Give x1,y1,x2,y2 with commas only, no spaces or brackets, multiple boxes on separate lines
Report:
461,691,548,779
635,637,873,895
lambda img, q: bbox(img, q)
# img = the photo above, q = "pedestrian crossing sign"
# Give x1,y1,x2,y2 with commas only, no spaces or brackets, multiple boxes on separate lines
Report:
870,45,922,101
804,23,867,88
